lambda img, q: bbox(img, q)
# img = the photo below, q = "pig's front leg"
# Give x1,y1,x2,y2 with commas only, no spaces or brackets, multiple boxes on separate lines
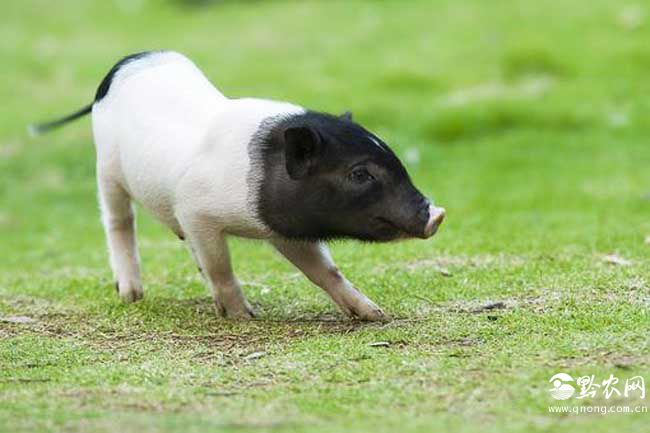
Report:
271,239,386,321
181,222,254,319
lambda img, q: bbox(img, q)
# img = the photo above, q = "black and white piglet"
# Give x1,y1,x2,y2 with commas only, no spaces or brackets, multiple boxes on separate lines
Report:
32,51,445,320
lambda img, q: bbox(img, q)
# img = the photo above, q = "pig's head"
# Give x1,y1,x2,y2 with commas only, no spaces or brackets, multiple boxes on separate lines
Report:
252,111,445,242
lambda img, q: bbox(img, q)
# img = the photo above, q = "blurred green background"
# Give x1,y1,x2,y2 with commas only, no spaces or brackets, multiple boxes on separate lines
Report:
1,1,649,432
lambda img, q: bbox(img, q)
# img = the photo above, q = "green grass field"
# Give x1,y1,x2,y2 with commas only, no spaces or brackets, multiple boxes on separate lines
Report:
1,0,649,432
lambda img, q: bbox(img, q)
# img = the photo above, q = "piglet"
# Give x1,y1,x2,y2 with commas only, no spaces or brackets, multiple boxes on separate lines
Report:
30,51,445,320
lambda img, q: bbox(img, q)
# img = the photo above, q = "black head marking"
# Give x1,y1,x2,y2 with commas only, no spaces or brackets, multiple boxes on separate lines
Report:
248,110,430,242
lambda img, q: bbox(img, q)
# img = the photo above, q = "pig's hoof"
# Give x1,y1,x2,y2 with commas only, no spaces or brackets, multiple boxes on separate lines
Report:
215,300,256,320
227,308,256,320
355,306,388,321
348,301,388,322
118,283,144,303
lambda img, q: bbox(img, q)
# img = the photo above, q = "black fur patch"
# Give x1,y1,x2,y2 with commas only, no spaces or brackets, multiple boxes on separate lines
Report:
248,111,430,242
95,51,158,102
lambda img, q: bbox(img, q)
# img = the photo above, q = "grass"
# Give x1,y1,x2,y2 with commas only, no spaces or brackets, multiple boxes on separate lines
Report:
1,0,649,431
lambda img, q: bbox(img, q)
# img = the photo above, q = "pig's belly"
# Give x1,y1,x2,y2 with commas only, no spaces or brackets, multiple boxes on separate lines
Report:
126,179,181,235
118,145,188,235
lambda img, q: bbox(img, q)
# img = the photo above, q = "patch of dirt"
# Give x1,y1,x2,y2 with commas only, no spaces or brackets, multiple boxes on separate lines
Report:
0,316,36,324
381,253,528,274
0,378,51,384
443,337,484,348
602,253,632,266
549,352,650,369
4,284,646,371
415,293,556,316
2,294,405,367
469,301,507,313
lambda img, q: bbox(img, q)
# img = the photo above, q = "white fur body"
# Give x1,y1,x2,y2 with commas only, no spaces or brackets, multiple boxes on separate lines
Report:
91,51,385,320
92,51,303,238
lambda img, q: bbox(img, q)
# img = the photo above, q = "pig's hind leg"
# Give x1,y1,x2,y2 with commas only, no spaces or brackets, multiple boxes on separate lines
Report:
98,179,143,303
271,239,386,321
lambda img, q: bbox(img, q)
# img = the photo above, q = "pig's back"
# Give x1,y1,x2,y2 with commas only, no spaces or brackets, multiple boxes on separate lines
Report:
91,51,228,224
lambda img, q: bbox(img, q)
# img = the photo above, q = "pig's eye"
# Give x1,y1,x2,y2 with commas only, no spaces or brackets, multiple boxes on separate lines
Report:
348,167,374,184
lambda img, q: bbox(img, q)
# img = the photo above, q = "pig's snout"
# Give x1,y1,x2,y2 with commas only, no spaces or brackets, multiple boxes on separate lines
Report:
422,205,445,238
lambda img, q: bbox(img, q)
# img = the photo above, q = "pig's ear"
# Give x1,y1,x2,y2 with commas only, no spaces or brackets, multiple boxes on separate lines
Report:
340,111,353,122
284,126,322,179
